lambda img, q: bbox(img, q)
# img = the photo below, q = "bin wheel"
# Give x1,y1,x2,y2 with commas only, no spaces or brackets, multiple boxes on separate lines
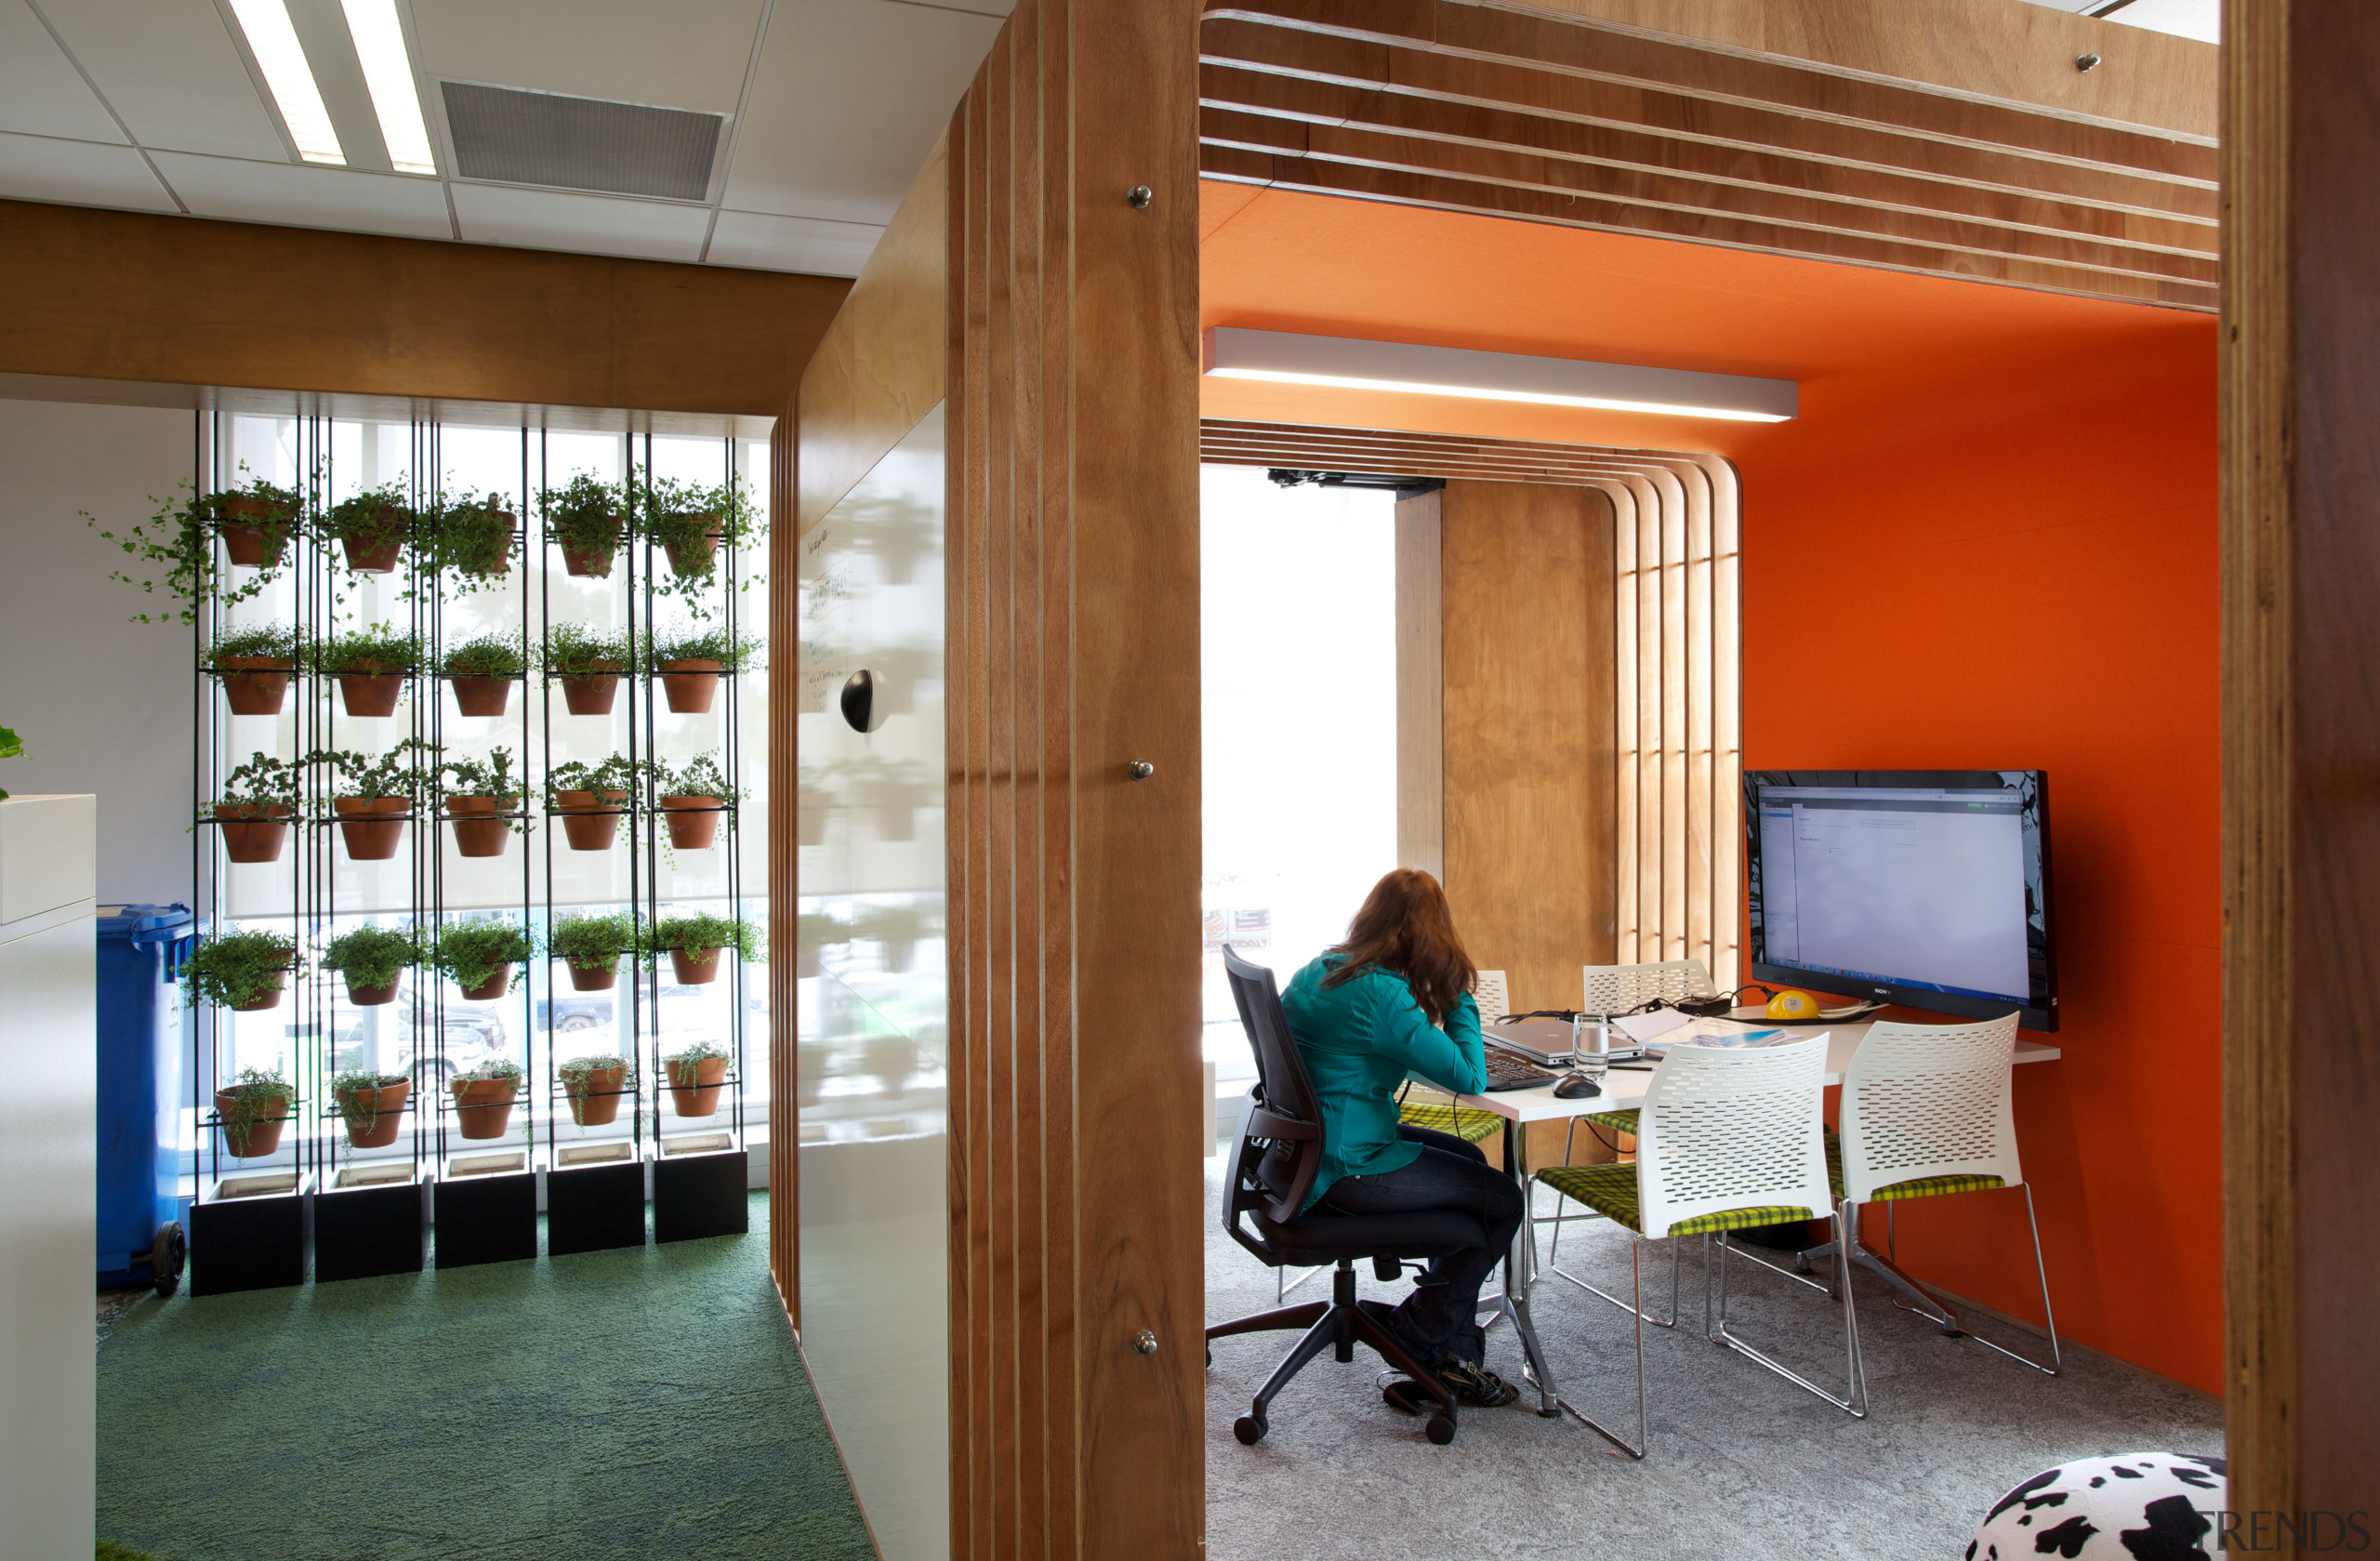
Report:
151,1221,185,1298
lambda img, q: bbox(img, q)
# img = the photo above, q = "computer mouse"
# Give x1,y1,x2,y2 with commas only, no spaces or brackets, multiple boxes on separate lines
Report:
1553,1073,1601,1100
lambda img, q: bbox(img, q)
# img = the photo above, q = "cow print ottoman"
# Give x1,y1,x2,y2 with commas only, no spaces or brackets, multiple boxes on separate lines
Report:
1968,1453,2227,1559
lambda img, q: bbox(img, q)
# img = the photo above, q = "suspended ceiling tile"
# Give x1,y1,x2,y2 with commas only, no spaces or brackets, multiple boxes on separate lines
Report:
707,208,880,277
0,1,126,142
720,0,998,225
450,181,709,262
0,130,175,212
146,152,452,238
37,0,288,161
410,0,764,114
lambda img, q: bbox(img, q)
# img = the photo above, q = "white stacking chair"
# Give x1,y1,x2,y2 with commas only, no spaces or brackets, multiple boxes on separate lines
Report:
1474,968,1512,1023
1798,1013,2061,1377
1530,1033,1862,1459
1581,958,1719,1017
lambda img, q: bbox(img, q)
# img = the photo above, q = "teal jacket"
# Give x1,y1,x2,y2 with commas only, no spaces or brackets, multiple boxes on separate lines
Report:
1278,955,1487,1211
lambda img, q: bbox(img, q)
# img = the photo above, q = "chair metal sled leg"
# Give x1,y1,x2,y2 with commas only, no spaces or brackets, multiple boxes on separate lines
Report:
1554,1237,1648,1460
1714,1210,1868,1418
1799,1195,2061,1375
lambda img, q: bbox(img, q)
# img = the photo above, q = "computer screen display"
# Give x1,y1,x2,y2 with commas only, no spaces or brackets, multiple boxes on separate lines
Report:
1744,770,2056,1030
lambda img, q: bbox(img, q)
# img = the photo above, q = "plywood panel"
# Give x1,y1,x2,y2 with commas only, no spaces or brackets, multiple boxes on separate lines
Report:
0,200,848,414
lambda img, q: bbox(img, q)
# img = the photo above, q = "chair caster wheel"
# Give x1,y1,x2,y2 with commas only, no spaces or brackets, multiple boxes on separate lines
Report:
1233,1415,1266,1446
1424,1414,1457,1446
1940,1326,1965,1339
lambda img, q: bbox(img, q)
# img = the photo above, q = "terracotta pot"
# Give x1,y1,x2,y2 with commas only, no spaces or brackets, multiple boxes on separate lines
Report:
562,1065,628,1127
215,803,292,864
216,656,294,716
333,796,408,860
459,967,512,1002
561,663,623,715
562,957,620,992
336,670,405,718
554,789,627,852
455,512,517,577
665,1055,728,1118
449,675,512,717
232,970,287,1012
560,531,619,577
215,1087,291,1158
668,945,723,985
337,1080,410,1149
660,658,724,713
451,1077,518,1140
662,520,723,578
339,525,404,574
444,796,515,858
344,976,400,1006
660,795,724,850
218,499,291,568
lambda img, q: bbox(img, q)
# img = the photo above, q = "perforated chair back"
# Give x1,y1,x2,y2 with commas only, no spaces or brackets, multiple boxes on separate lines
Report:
1474,969,1511,1023
1582,959,1718,1017
1837,1015,2023,1201
1221,948,1327,1226
1635,1034,1831,1239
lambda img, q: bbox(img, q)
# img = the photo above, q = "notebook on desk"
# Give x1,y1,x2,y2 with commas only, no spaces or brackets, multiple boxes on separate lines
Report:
1614,1011,1815,1057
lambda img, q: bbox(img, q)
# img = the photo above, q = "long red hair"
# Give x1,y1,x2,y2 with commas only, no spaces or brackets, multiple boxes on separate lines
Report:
1323,868,1477,1025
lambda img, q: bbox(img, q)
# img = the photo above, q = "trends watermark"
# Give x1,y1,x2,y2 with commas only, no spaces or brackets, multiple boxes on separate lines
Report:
2196,1511,2373,1553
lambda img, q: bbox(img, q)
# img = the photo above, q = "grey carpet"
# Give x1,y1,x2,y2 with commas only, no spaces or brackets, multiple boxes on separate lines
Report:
1202,1160,2223,1560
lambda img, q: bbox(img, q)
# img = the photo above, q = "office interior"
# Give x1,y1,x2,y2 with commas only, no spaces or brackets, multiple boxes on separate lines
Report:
7,0,2368,1556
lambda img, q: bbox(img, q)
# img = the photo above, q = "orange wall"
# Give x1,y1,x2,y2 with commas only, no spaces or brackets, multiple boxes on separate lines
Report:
1203,184,2225,1393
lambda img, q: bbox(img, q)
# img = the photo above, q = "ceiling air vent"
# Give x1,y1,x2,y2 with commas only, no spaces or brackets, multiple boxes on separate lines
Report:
440,81,722,202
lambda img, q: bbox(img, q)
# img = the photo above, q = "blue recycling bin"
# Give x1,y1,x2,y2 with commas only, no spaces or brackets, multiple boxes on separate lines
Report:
97,903,195,1293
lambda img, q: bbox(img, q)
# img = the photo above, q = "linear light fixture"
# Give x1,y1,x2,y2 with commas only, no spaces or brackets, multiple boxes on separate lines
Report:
226,0,346,165
340,0,437,174
1201,327,1798,423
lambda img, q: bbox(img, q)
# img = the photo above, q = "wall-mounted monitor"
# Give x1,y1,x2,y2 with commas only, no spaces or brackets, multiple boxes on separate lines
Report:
1744,770,2056,1031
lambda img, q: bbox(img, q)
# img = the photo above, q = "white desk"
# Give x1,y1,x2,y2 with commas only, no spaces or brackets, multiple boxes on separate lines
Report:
1452,1015,2062,1419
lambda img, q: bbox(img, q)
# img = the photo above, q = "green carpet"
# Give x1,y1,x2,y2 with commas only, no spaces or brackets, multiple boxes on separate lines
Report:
97,1193,876,1561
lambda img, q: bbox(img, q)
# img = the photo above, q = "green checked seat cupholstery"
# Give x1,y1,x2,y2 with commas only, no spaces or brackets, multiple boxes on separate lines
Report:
1824,1128,2005,1202
1398,1096,1501,1144
1533,1160,1816,1238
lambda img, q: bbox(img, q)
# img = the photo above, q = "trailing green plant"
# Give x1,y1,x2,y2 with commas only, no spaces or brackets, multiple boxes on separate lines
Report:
206,623,298,666
210,751,303,814
330,1068,407,1137
84,473,301,626
325,483,416,552
181,930,302,1010
429,492,518,578
663,1038,731,1081
559,1053,632,1124
217,1065,295,1147
442,631,529,680
320,924,423,989
659,754,744,803
453,1056,525,1089
321,738,437,802
547,752,645,806
439,746,524,800
544,621,631,677
638,474,761,620
541,472,626,559
433,919,534,992
549,912,641,974
643,623,751,670
651,911,762,961
314,622,423,676
0,723,22,801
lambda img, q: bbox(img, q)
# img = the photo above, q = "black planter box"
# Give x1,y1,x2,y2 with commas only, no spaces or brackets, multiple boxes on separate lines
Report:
189,1184,306,1296
314,1179,425,1282
548,1159,648,1255
433,1171,537,1268
653,1150,747,1244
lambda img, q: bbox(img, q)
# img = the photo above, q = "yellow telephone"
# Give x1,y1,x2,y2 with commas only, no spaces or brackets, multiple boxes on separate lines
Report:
1764,987,1823,1022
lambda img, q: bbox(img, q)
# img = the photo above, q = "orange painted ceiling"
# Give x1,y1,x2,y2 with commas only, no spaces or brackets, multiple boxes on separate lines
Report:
1197,181,2214,467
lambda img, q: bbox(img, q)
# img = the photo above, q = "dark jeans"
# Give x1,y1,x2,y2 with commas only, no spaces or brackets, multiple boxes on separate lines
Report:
1316,1124,1524,1368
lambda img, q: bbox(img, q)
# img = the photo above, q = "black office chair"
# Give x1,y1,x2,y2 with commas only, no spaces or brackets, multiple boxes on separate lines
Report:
1205,948,1486,1446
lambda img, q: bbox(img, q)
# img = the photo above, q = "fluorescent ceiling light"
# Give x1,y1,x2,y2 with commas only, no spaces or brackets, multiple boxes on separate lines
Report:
340,0,438,175
1201,328,1798,423
226,0,346,165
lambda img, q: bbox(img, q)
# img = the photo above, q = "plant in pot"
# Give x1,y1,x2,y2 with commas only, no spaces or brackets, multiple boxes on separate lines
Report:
430,492,519,581
324,738,434,860
547,753,641,852
547,622,631,716
320,923,423,1007
642,475,760,588
439,747,525,858
646,625,753,715
214,1065,296,1158
550,912,639,993
651,911,760,986
316,623,423,718
559,1053,633,1128
207,623,298,716
330,1067,411,1151
0,723,20,800
435,919,533,1001
442,631,530,718
324,483,416,575
213,477,304,568
450,1056,523,1141
662,1039,732,1118
205,752,302,863
657,755,741,852
181,928,303,1013
83,470,295,627
542,472,626,578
